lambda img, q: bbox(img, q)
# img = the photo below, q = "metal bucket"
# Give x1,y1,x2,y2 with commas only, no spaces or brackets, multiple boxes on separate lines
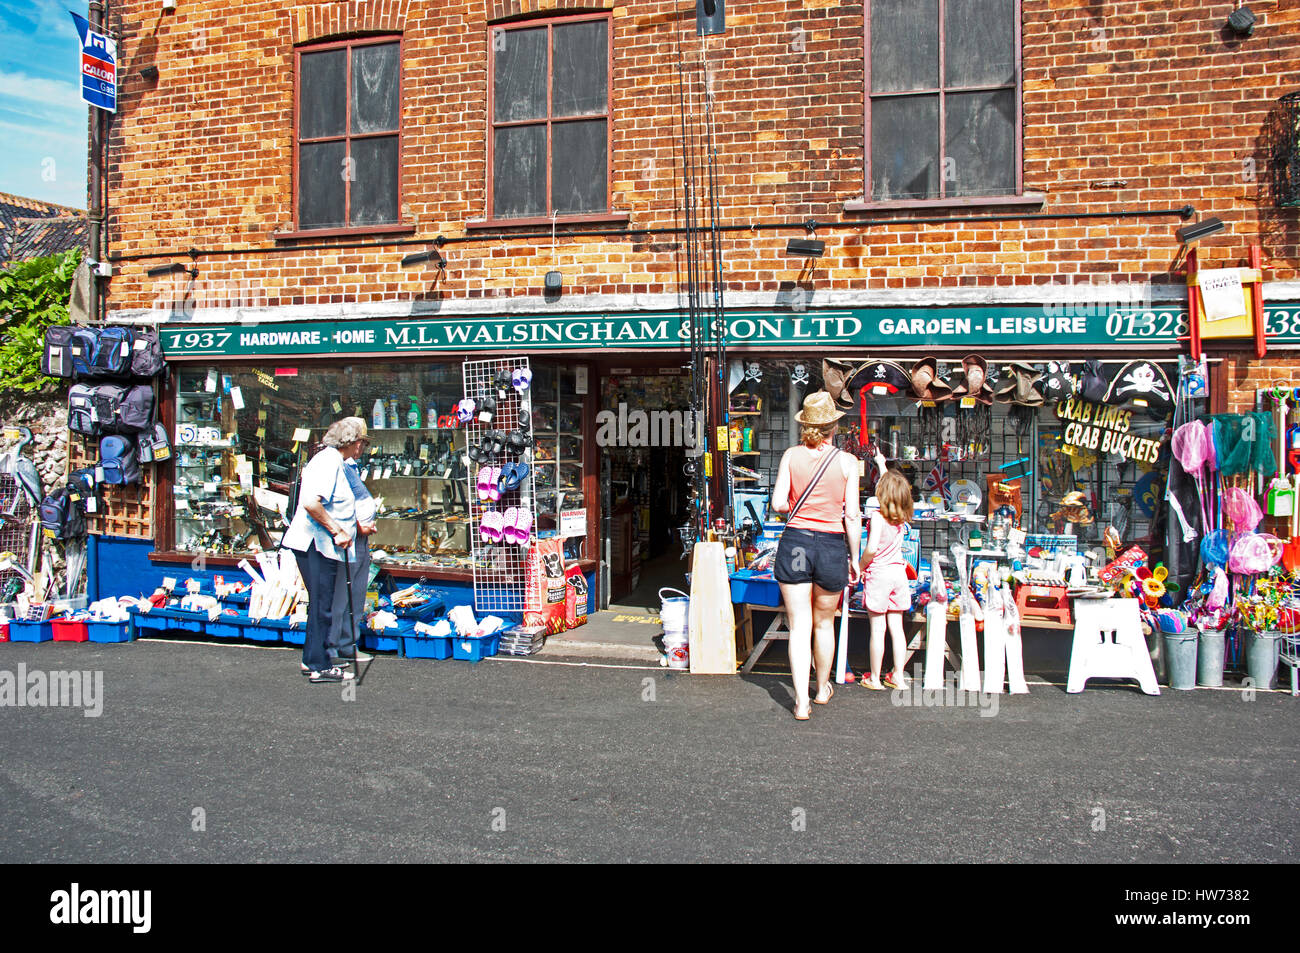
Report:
1163,630,1199,690
1196,629,1226,687
1245,630,1281,690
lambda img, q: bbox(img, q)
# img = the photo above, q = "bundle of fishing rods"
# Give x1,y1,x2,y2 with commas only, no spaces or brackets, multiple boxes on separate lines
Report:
676,25,732,542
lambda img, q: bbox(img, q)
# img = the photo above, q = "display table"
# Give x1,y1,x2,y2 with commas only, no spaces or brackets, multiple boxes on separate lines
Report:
734,599,964,684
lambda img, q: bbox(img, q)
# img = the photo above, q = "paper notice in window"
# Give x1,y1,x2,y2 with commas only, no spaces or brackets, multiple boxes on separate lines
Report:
230,386,245,410
236,459,254,489
1200,268,1247,322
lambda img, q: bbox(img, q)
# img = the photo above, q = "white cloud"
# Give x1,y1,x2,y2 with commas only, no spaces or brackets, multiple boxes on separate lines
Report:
0,69,84,113
0,117,84,145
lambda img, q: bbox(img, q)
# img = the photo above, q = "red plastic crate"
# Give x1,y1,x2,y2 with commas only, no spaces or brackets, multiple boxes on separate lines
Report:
51,620,89,642
0,622,8,642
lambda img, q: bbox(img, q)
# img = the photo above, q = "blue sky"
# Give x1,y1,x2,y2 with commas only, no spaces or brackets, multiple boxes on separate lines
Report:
0,0,90,209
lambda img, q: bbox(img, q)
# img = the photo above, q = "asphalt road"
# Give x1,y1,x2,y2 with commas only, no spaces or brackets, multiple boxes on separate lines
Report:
1,639,1297,863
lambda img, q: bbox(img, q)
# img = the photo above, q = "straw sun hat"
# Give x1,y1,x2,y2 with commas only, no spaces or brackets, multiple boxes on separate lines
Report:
794,390,846,425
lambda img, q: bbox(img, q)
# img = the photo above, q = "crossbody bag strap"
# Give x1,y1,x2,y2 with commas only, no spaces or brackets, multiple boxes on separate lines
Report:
786,446,840,524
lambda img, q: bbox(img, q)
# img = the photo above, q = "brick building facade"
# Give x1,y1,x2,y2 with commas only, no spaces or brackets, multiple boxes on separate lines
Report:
84,0,1300,602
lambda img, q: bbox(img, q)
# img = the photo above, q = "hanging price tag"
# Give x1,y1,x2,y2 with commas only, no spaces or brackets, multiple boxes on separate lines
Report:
960,397,976,409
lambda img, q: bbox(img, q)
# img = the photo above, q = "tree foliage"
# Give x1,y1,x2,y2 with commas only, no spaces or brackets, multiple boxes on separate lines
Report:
0,249,81,394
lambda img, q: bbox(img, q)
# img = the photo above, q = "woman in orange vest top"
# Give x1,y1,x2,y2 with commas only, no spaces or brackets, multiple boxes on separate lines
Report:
772,391,862,720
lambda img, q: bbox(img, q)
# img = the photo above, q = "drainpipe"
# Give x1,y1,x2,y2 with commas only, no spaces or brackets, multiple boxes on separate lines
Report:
87,0,105,325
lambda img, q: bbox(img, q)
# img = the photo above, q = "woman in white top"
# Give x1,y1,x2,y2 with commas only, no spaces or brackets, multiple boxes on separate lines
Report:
282,417,368,683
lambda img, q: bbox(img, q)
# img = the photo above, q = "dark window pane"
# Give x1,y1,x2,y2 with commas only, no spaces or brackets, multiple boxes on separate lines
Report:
870,94,938,200
299,140,346,228
494,27,547,123
945,0,1014,88
351,136,399,224
300,49,346,139
870,0,937,93
945,89,1015,196
552,119,607,214
352,42,400,134
553,21,608,117
493,124,546,218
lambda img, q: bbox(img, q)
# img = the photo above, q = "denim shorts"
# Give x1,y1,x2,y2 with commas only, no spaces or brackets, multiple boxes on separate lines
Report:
774,527,850,592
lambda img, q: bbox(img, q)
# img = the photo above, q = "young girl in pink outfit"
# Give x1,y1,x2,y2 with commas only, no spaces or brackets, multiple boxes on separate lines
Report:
859,469,914,690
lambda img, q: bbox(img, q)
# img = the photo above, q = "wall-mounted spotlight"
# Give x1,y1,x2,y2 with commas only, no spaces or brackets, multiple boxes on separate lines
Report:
162,0,177,12
785,219,824,258
1227,5,1256,37
139,65,160,82
544,270,563,297
401,248,446,270
146,261,197,278
1176,216,1227,244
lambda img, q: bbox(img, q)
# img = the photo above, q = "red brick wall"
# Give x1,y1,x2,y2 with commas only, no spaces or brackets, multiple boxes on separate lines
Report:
102,0,1300,310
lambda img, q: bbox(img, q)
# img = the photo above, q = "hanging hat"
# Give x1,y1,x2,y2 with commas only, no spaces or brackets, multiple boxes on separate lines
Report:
1039,361,1075,405
949,355,993,405
909,357,953,401
854,359,910,398
794,390,846,425
993,361,1045,407
1106,360,1174,415
821,358,868,410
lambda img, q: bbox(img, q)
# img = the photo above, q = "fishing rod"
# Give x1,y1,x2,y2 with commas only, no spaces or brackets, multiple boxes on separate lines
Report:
676,25,709,541
701,43,732,526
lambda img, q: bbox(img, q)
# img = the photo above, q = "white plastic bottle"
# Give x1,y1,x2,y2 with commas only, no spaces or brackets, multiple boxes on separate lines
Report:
372,398,386,430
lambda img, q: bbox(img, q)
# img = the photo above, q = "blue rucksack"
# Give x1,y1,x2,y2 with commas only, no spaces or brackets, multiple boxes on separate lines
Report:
99,435,141,485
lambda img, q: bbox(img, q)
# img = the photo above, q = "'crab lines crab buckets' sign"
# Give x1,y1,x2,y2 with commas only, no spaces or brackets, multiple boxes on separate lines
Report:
1057,399,1162,464
70,12,116,112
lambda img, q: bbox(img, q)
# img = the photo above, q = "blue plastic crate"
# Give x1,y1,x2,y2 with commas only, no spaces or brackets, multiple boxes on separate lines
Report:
362,628,401,653
452,633,501,663
729,569,782,607
86,621,132,643
206,618,244,640
8,619,53,642
136,608,205,631
403,635,453,659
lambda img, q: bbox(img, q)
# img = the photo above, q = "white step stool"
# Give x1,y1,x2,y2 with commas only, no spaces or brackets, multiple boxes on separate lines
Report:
1066,598,1161,695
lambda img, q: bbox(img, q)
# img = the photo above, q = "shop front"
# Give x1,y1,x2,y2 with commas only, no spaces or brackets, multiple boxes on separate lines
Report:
82,301,1298,640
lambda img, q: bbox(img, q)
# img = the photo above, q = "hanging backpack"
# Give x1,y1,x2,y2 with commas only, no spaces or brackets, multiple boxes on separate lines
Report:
99,434,141,485
114,384,156,433
89,383,130,433
68,327,99,378
39,487,86,541
91,327,135,379
67,467,99,519
134,390,171,464
68,384,99,437
42,326,77,378
130,328,166,378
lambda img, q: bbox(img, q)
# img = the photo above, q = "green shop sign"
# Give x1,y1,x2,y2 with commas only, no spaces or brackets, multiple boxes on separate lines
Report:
159,304,1300,358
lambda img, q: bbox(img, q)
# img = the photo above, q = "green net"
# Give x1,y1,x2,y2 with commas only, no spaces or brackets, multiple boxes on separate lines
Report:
1210,413,1276,478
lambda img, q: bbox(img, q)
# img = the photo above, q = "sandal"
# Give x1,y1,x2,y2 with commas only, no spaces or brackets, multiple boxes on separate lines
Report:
794,703,812,721
860,674,886,690
883,672,909,690
813,684,834,705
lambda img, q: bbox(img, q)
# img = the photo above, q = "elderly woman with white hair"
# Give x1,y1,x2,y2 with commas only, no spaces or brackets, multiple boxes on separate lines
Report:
282,416,369,683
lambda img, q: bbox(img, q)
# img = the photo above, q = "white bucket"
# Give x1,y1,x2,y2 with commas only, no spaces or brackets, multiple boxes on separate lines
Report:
660,587,690,669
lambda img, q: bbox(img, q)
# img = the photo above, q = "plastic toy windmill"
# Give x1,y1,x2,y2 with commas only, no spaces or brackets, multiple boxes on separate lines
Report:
1171,420,1212,531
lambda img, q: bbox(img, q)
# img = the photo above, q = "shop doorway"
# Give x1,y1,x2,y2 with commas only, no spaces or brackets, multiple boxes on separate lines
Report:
600,367,694,607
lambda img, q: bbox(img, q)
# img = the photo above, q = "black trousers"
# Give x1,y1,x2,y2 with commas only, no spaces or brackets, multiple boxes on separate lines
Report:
293,542,339,672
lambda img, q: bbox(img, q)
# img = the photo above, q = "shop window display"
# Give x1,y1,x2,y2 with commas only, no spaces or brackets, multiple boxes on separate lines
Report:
723,358,1175,567
173,363,472,567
